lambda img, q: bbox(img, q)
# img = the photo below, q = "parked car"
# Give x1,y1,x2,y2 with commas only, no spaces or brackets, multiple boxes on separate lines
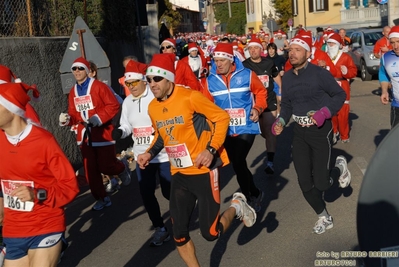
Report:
348,29,383,81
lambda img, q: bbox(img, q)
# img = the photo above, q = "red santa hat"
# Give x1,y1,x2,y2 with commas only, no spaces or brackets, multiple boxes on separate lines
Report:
389,26,399,39
124,60,147,81
327,33,342,46
71,57,90,74
232,41,238,49
213,43,234,61
188,43,198,53
0,82,39,117
247,37,263,49
146,53,175,83
161,38,176,48
276,30,283,36
0,65,21,84
323,30,334,37
290,34,312,51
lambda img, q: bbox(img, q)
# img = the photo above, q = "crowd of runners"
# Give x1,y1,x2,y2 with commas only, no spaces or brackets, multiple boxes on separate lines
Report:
0,24,398,267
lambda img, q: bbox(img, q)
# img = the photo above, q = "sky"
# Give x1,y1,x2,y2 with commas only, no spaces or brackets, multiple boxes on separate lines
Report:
168,0,200,12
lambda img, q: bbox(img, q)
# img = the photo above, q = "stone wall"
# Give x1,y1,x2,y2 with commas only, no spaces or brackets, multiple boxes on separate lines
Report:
0,38,140,169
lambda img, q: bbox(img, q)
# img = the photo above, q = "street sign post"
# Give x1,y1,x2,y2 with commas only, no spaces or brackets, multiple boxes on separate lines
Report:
288,18,293,27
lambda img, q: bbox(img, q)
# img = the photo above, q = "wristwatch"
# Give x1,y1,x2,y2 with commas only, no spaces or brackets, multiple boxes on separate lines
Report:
206,146,217,155
36,189,47,201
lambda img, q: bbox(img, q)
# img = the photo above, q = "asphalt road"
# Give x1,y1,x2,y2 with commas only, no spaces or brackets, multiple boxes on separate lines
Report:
59,77,392,267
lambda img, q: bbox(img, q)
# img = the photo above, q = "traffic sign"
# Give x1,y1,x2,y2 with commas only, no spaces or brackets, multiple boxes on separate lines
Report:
288,18,293,26
376,0,388,4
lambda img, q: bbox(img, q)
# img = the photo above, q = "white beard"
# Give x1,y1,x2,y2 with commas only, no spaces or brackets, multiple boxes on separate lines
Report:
327,44,339,59
188,56,201,71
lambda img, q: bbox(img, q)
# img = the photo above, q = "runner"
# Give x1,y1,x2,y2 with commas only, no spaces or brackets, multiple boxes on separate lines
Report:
137,53,256,266
201,43,267,212
243,38,282,176
59,57,131,211
112,59,172,246
272,34,351,234
326,33,357,144
379,26,399,128
0,82,79,266
160,38,202,91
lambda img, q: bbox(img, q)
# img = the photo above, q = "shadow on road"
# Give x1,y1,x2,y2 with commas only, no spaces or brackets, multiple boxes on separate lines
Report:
208,124,292,267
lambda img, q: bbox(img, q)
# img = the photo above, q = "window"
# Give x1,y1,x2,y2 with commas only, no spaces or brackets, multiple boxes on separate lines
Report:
309,0,329,12
351,33,360,46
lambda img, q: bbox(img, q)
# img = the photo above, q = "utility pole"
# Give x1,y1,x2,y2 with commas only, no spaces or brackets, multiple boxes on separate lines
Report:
207,0,214,34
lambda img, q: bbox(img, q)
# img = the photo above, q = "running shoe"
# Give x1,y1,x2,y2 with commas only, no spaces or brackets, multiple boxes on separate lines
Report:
231,192,257,227
105,177,121,193
150,227,171,247
264,161,274,175
119,157,131,185
250,191,264,213
313,216,333,234
92,196,112,211
341,139,350,143
332,132,339,145
336,155,351,188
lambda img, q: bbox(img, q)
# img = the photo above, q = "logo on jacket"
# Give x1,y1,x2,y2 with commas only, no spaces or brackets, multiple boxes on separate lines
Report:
165,126,175,140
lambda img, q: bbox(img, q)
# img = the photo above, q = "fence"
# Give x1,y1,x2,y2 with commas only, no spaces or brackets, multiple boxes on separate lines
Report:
0,0,32,36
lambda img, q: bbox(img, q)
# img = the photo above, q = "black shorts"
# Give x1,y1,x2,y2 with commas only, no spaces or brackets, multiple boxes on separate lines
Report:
170,169,221,245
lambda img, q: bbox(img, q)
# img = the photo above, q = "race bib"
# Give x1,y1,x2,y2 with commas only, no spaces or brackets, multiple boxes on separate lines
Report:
74,95,94,112
258,74,270,88
165,143,193,168
133,126,154,146
225,108,246,126
1,180,34,212
292,114,314,126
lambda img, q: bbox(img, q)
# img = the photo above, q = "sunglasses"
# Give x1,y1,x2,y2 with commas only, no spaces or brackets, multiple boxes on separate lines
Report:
72,66,86,71
146,76,164,83
125,80,141,87
161,45,173,50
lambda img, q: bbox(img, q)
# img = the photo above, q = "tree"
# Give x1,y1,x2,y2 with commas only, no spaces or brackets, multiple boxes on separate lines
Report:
271,0,292,31
214,2,246,35
159,0,182,35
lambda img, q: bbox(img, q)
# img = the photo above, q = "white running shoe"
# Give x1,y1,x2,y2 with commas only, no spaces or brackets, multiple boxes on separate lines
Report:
313,216,333,234
105,177,121,193
231,192,257,227
335,155,351,188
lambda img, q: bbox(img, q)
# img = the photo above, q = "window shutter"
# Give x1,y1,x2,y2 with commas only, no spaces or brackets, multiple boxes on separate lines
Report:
324,0,329,11
309,0,314,12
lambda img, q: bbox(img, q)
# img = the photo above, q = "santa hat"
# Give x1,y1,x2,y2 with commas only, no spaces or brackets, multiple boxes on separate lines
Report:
327,33,342,45
0,82,39,117
323,30,334,37
276,30,283,36
124,60,147,81
232,41,238,49
0,65,21,84
389,25,399,39
71,57,90,74
247,37,263,49
188,43,198,53
213,43,234,61
161,38,176,48
146,53,175,83
290,34,313,51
